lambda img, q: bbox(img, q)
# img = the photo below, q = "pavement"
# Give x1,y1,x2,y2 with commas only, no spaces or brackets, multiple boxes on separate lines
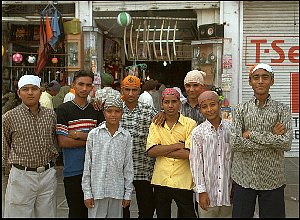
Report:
2,157,299,218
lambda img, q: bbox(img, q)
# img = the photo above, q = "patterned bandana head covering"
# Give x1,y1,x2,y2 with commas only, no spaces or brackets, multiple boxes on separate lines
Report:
249,63,274,77
103,95,124,111
121,75,141,88
184,70,206,85
101,72,114,85
198,91,220,105
161,88,180,101
18,75,41,89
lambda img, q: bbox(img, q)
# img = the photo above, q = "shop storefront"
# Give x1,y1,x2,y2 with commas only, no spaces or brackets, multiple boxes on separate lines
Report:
91,1,222,92
2,2,77,90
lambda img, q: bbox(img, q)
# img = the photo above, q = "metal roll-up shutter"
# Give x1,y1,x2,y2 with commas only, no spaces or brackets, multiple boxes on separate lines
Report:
242,1,299,157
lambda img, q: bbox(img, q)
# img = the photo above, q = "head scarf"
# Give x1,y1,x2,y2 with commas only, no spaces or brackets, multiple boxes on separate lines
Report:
249,63,273,77
18,75,41,89
48,80,61,91
101,72,114,85
173,87,187,102
70,88,75,94
198,91,219,105
121,75,141,88
184,70,206,85
103,96,123,111
161,88,180,101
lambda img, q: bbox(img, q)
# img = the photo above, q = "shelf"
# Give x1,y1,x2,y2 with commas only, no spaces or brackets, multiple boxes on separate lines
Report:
4,66,68,69
11,51,67,56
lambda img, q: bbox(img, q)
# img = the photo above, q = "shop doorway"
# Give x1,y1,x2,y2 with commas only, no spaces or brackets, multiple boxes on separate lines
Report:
126,60,191,90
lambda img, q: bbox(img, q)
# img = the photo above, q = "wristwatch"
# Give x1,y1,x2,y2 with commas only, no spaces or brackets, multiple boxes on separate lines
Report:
74,131,80,140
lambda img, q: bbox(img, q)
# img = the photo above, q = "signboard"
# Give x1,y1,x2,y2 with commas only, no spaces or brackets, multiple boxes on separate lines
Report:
245,36,299,66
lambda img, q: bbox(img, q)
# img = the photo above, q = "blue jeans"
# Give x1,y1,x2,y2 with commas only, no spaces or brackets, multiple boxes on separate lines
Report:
154,185,197,218
232,183,285,218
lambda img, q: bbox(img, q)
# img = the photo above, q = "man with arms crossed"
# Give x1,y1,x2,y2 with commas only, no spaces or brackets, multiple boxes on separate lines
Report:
231,63,292,218
56,70,105,218
146,88,197,218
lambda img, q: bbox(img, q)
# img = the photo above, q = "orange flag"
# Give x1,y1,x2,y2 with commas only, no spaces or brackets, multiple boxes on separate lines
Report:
45,13,53,43
35,18,48,75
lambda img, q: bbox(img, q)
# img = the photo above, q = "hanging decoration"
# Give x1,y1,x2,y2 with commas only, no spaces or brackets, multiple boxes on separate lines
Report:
35,3,63,75
27,55,36,64
52,57,58,64
13,52,23,63
117,12,132,27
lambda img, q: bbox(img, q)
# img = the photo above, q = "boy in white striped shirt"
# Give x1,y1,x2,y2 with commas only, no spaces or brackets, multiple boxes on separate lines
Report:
82,96,134,218
189,91,233,218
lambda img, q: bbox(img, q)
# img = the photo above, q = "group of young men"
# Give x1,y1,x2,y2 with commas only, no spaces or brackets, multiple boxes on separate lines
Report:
2,63,292,218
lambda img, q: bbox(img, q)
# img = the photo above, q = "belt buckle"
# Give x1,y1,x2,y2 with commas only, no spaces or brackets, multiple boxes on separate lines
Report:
36,166,45,173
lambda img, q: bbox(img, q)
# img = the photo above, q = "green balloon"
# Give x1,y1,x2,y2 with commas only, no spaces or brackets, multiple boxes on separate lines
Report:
117,12,131,27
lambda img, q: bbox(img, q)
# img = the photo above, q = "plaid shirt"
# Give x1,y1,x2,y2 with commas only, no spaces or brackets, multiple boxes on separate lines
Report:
120,102,157,181
181,99,205,125
2,103,58,168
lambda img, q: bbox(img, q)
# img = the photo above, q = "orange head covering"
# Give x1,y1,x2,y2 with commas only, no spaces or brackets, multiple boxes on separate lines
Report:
120,75,141,101
121,75,141,88
70,88,75,94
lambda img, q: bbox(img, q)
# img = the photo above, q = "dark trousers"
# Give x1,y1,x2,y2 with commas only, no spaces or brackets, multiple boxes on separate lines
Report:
154,185,197,218
64,174,88,218
232,183,285,218
177,193,199,218
123,180,155,218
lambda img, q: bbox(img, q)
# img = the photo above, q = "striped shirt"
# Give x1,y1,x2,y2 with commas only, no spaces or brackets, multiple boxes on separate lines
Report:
56,100,104,177
231,95,292,190
120,101,158,181
181,99,205,125
82,122,134,201
2,103,58,168
190,119,232,207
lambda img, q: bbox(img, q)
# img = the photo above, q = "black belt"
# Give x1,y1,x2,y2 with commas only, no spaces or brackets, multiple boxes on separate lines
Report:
13,161,55,173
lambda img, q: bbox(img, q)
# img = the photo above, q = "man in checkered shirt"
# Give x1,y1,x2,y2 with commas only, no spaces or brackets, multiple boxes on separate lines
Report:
121,75,159,218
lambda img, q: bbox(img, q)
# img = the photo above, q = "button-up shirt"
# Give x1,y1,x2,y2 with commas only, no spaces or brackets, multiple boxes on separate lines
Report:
120,102,157,181
190,119,232,207
82,122,134,201
2,103,58,168
146,114,197,190
181,99,205,125
231,95,292,190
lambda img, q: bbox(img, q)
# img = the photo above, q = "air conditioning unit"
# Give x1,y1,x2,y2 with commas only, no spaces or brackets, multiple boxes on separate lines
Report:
198,23,224,40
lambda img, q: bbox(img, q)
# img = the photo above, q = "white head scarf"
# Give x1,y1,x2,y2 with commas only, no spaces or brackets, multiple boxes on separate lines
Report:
18,75,41,89
173,87,187,102
184,70,206,85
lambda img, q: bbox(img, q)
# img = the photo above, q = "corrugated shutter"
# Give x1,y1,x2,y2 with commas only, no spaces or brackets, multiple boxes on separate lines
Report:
242,1,299,157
